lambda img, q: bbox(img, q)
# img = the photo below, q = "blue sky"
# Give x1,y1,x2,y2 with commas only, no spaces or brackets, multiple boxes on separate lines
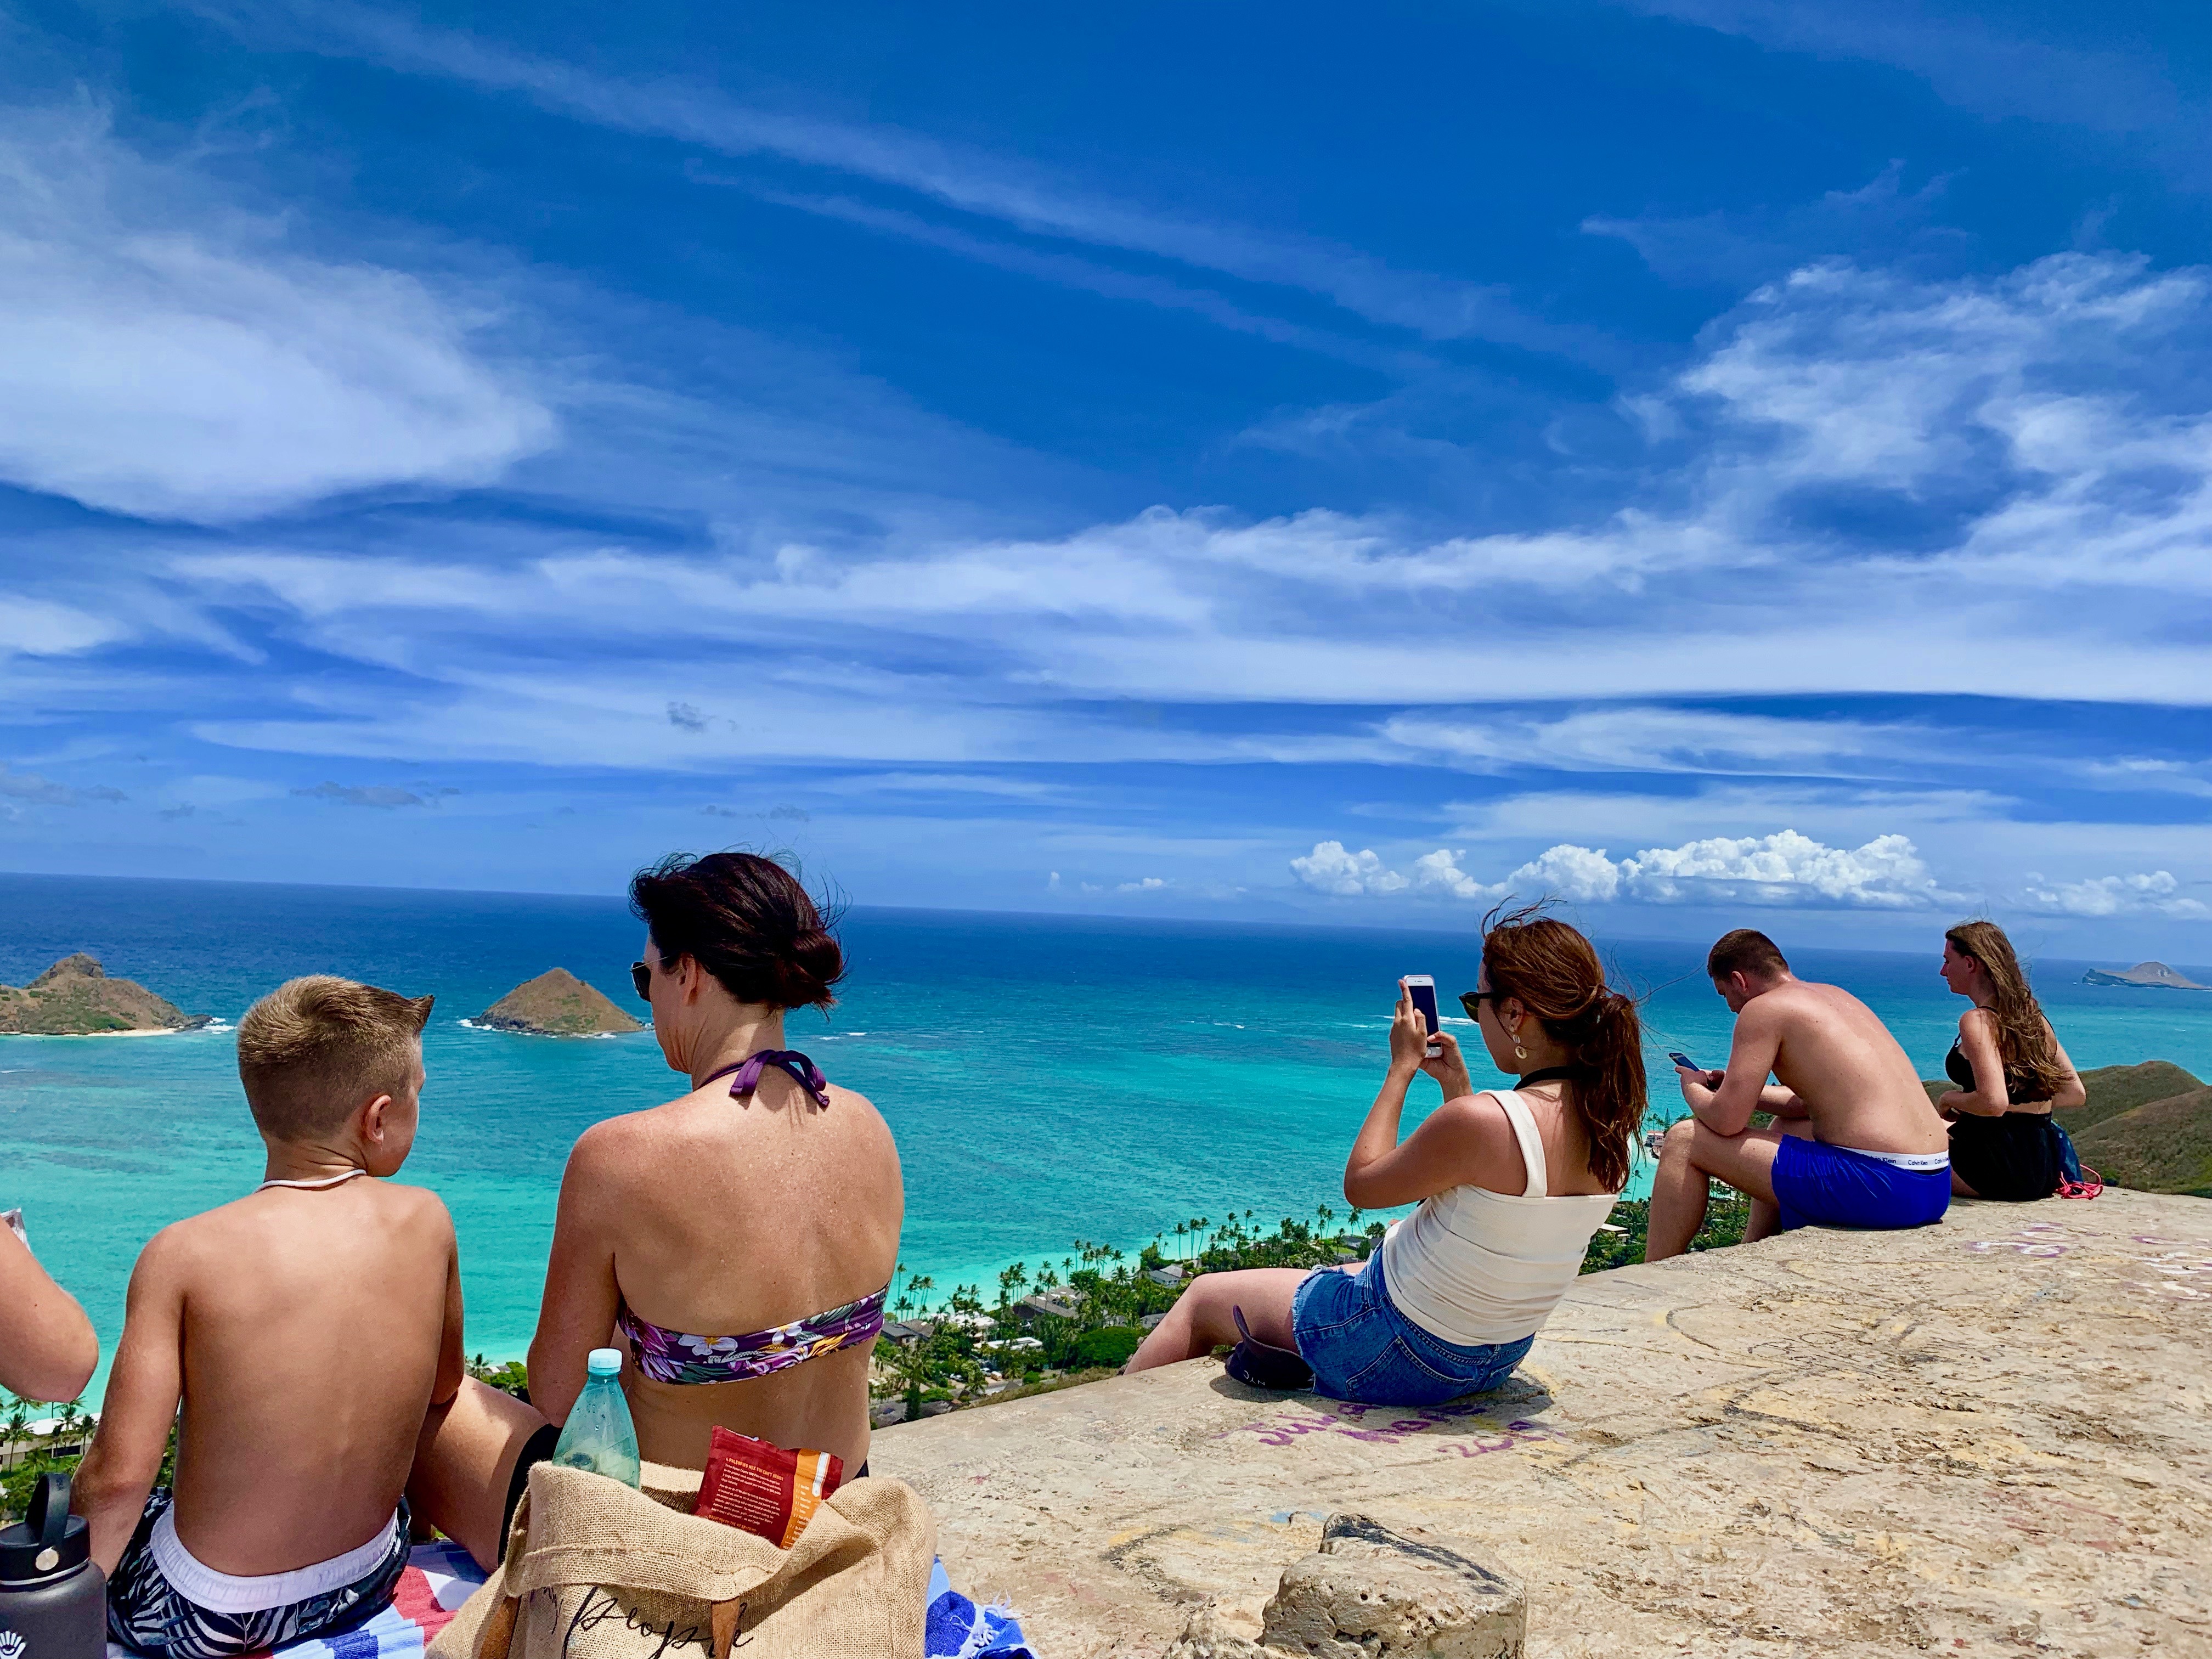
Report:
2,0,2208,955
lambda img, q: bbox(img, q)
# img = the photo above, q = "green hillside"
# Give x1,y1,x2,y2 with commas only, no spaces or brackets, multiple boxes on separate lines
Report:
2070,1086,2212,1198
2059,1060,2207,1132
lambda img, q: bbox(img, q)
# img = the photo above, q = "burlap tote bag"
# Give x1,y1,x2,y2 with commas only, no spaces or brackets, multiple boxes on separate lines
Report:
430,1460,938,1659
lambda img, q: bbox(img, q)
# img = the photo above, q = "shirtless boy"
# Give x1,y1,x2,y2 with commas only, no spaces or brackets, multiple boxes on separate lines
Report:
73,977,464,1658
1647,930,1950,1261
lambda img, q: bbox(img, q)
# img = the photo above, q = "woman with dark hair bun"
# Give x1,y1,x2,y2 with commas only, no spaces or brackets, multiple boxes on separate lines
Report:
1938,920,2084,1201
1127,904,1643,1406
526,851,901,1477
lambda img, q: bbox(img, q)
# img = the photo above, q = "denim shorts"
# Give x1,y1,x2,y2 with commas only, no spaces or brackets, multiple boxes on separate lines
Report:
1290,1251,1534,1407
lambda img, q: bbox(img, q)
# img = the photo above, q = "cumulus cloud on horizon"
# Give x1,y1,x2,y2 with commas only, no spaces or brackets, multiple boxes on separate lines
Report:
2019,870,2210,920
1294,829,1954,912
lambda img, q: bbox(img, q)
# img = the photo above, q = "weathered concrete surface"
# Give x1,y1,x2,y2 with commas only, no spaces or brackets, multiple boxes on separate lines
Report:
869,1191,2212,1656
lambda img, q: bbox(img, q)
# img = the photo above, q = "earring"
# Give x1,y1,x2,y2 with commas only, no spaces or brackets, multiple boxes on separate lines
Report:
1512,1034,1528,1064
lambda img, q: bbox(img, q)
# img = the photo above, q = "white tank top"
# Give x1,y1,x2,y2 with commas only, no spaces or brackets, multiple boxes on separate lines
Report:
1379,1088,1620,1348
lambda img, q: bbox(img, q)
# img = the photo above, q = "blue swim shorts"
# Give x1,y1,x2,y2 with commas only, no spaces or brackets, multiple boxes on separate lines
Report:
1290,1251,1533,1407
1770,1136,1950,1233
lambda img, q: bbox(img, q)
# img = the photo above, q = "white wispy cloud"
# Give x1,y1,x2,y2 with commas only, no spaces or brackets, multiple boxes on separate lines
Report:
2018,870,2210,921
0,767,127,806
1293,828,1953,910
0,104,554,523
735,187,1420,373
290,780,439,809
130,247,2212,726
1583,163,1966,289
0,596,132,657
812,773,1067,800
218,0,1577,356
1381,707,1918,776
1607,0,2207,156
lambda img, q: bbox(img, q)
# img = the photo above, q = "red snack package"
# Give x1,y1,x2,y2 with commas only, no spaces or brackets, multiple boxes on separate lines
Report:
691,1425,845,1548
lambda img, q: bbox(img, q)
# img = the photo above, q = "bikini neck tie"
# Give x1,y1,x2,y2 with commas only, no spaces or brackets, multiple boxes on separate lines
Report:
1515,1065,1589,1089
700,1049,831,1109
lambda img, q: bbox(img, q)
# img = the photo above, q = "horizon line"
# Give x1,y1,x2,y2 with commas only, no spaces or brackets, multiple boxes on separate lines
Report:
0,866,2193,973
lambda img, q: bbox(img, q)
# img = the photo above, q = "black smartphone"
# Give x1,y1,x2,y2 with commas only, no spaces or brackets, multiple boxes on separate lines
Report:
1668,1051,1702,1071
1405,975,1442,1057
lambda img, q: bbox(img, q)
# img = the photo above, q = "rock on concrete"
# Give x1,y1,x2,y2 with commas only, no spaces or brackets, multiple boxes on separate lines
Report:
1161,1512,1523,1658
868,1190,2212,1657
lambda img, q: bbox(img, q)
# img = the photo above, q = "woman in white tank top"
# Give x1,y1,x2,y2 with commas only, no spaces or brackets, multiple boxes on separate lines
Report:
1128,906,1646,1406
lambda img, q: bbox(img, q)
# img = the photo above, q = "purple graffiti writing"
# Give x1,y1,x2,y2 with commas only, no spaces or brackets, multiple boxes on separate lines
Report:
1226,1408,1561,1455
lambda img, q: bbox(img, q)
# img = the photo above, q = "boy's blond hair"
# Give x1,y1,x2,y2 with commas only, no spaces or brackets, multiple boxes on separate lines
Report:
237,976,434,1141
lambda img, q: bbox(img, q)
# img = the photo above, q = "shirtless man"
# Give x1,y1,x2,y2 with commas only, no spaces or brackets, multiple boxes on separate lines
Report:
1646,929,1949,1261
73,977,473,1657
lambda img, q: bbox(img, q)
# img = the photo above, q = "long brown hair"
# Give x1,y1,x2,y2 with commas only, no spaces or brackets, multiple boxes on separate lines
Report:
1945,920,2069,1098
1481,902,1645,1192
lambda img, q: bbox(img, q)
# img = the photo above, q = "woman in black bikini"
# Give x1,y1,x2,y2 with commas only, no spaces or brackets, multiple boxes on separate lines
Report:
1936,921,2085,1200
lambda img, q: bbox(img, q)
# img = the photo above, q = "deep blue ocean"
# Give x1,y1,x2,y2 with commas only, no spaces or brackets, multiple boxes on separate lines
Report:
4,871,2208,1400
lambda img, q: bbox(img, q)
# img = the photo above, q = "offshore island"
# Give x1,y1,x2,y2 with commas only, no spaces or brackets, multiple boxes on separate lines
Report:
473,967,645,1036
0,953,210,1034
2081,959,2209,990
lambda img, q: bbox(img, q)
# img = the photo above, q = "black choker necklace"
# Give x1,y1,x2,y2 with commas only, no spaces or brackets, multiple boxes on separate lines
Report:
1515,1065,1588,1088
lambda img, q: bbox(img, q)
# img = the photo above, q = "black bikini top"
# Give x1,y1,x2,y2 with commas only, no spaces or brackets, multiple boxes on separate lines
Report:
1945,1036,2038,1105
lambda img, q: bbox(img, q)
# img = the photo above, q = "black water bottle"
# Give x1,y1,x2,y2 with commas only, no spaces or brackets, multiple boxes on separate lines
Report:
0,1474,106,1659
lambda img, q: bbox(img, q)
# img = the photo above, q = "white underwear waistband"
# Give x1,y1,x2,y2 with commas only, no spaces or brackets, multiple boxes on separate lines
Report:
150,1503,399,1613
1839,1145,1951,1172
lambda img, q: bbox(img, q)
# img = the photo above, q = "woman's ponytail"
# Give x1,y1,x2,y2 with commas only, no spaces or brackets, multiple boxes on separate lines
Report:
1575,990,1646,1193
1481,904,1646,1194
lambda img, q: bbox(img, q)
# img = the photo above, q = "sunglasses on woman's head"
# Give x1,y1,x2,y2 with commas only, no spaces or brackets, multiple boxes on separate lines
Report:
630,961,652,1001
1459,990,1498,1019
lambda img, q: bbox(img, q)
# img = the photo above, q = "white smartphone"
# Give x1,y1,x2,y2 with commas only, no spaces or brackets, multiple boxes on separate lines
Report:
1404,975,1442,1057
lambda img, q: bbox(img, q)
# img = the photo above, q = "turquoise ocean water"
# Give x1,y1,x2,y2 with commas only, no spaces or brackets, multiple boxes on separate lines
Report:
4,872,2209,1401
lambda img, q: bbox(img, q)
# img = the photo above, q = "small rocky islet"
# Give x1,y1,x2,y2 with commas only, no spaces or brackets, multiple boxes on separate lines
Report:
2081,960,2208,990
474,968,645,1036
0,953,211,1034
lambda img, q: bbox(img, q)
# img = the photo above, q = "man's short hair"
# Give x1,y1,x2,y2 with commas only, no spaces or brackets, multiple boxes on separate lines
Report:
1707,929,1789,984
237,977,433,1142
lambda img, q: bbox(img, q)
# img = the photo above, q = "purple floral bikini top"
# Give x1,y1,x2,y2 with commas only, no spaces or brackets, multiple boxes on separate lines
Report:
616,1049,890,1385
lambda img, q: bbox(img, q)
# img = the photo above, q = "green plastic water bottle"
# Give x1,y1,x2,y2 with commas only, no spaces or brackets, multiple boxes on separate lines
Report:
552,1347,642,1488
